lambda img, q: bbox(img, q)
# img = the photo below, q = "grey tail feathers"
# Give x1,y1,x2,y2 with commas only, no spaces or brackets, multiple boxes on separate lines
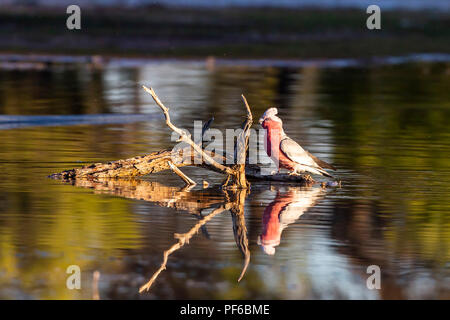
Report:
318,168,334,179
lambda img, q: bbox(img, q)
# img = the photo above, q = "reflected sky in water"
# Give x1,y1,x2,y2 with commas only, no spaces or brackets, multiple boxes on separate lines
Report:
0,58,449,299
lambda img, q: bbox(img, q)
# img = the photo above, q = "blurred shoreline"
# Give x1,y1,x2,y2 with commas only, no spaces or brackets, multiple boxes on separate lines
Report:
1,53,450,71
3,1,450,11
0,6,449,59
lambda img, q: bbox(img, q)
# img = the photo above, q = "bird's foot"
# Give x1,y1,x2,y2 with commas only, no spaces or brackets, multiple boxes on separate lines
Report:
321,180,342,188
288,171,300,176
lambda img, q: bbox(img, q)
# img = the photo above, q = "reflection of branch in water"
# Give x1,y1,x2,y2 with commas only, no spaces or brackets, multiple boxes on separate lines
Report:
229,190,250,282
92,271,100,300
61,178,252,293
197,211,211,239
139,204,231,293
231,212,250,282
69,178,225,215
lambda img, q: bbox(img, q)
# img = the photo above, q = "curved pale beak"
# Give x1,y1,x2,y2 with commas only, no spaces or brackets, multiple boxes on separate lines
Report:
258,116,265,124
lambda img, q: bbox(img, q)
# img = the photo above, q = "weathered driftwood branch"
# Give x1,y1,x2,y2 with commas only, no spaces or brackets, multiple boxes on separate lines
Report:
50,149,174,180
143,86,235,177
167,160,196,186
144,85,254,189
222,94,253,190
50,87,313,186
139,203,232,293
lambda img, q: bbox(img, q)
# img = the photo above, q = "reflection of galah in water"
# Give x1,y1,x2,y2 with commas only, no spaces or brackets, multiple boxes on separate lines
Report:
259,107,336,178
258,187,324,255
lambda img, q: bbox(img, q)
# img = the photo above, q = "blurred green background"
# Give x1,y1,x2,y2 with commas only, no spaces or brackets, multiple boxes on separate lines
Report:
0,0,449,58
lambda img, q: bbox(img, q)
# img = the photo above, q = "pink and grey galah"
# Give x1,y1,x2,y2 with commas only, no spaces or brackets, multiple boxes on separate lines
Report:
259,107,336,178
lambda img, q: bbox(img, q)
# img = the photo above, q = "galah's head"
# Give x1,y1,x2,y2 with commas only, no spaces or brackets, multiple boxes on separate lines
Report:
257,235,279,256
261,244,276,255
259,107,282,127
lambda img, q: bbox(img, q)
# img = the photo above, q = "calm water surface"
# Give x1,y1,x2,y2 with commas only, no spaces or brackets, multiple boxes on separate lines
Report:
0,58,449,299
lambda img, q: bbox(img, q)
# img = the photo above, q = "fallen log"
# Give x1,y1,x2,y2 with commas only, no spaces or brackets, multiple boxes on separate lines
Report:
49,155,313,185
49,147,225,180
50,149,175,180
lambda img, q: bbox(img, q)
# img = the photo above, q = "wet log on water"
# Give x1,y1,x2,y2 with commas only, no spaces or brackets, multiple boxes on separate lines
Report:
50,149,174,180
48,147,219,180
49,151,313,185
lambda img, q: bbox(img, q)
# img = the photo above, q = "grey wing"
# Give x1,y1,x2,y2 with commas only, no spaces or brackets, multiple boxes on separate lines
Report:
279,188,325,224
280,137,318,167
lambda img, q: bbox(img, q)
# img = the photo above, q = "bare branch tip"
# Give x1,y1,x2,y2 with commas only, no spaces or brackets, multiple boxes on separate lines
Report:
142,85,156,96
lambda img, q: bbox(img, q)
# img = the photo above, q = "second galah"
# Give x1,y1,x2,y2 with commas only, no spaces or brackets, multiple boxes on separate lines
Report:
259,107,336,178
